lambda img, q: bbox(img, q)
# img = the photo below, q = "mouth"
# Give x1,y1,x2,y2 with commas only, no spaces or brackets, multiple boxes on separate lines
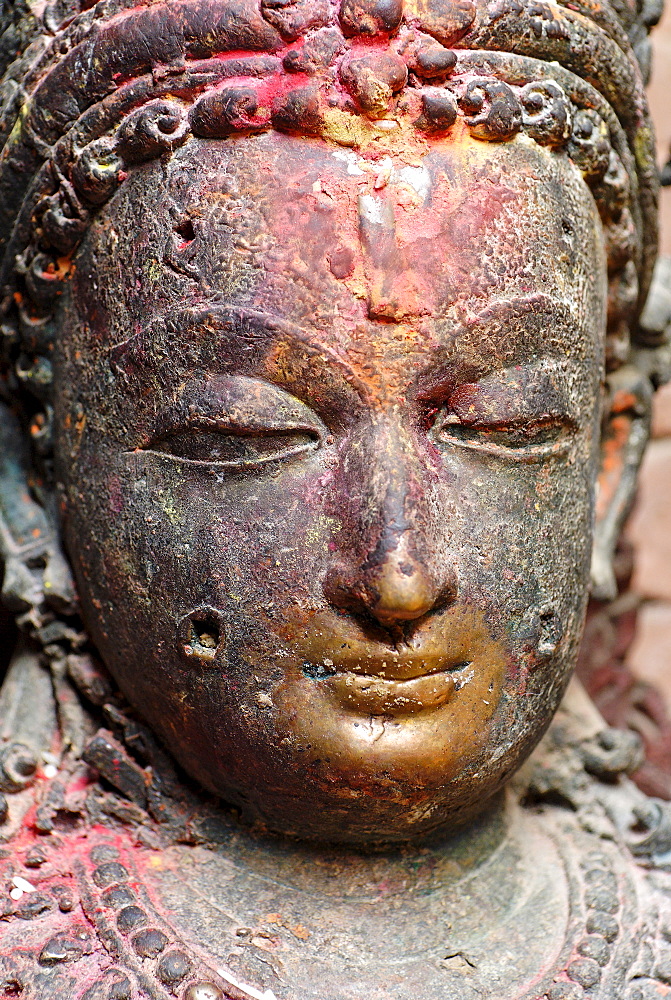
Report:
287,605,504,719
302,655,474,716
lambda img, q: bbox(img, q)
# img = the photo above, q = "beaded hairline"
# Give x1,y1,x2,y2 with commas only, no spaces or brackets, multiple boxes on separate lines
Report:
0,0,660,388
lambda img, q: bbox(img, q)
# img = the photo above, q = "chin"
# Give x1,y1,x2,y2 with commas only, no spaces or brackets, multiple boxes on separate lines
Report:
168,693,526,844
227,751,517,845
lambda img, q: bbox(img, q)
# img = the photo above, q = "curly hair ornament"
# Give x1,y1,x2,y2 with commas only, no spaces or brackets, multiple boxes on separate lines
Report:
0,0,660,312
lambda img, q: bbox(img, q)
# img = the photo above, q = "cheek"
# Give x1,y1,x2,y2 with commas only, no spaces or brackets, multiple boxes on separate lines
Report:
439,451,594,635
62,448,337,643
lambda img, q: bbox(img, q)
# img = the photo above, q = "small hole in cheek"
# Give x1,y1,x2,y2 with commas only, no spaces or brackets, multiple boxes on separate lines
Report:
537,607,563,656
177,607,226,665
189,619,219,654
175,219,195,244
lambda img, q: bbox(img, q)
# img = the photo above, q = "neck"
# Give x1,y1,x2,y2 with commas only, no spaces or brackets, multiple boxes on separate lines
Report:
135,790,570,1000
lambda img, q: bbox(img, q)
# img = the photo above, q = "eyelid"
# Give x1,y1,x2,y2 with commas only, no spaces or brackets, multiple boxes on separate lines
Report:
156,411,322,438
422,361,580,461
451,410,578,432
148,375,328,444
433,412,574,461
449,373,575,425
142,427,321,470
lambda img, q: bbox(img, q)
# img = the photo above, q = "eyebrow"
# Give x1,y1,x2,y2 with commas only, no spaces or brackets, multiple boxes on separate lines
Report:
110,293,589,403
455,293,586,358
416,294,588,386
110,305,375,402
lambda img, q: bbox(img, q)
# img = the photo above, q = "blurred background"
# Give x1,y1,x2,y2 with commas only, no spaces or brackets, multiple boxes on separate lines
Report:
575,15,671,797
621,16,671,728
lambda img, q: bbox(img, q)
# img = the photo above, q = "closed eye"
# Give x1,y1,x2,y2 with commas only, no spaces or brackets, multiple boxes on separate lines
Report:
130,375,326,470
423,363,579,462
431,412,572,461
147,424,320,467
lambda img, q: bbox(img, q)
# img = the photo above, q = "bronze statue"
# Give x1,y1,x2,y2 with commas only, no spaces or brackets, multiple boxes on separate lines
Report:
0,0,670,997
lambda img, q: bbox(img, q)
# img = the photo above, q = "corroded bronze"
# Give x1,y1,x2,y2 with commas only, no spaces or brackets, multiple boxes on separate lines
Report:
0,0,670,997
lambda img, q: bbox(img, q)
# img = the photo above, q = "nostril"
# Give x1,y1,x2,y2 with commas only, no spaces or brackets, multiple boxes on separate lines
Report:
322,563,370,617
323,564,405,642
175,219,195,244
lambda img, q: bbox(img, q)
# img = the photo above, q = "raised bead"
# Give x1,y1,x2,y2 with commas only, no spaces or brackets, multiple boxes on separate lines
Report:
132,928,168,958
157,950,192,986
183,983,224,1000
117,905,148,934
92,862,129,888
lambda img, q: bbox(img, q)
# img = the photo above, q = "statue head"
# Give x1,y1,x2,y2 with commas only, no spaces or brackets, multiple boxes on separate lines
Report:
0,0,666,842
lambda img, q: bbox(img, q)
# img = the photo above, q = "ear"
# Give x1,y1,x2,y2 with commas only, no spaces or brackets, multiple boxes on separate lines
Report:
590,365,652,601
0,400,77,624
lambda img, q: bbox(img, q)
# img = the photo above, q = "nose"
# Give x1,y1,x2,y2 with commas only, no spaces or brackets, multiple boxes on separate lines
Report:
368,531,438,626
323,419,456,630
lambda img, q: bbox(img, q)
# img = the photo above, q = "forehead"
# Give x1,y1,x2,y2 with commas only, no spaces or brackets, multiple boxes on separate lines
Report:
67,130,606,395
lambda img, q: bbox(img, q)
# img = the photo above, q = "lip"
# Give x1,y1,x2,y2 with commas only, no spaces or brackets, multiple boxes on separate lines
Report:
301,644,471,683
284,605,504,719
321,663,474,716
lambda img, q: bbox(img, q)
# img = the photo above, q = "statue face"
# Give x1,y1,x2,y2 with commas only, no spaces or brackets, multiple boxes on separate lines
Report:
53,128,606,841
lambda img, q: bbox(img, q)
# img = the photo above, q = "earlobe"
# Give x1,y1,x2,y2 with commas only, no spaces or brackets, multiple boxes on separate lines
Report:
590,365,652,601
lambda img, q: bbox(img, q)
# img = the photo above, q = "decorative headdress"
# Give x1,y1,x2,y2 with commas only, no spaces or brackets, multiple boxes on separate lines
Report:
0,0,664,633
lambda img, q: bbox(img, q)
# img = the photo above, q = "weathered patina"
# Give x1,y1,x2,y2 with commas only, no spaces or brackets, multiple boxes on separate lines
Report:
0,0,670,997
